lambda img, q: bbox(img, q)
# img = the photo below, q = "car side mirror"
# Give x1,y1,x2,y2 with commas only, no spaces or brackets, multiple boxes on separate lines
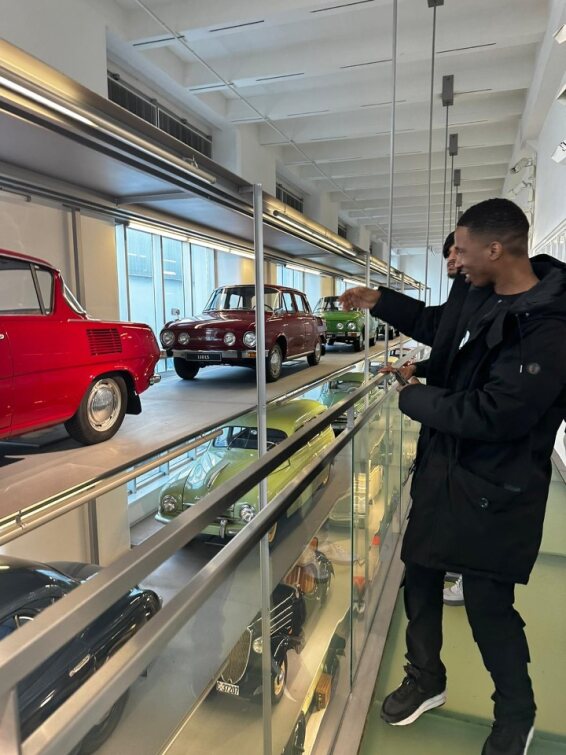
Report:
171,307,181,319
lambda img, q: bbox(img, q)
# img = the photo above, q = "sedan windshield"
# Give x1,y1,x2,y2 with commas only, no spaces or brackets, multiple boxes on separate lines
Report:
314,297,340,312
204,286,281,312
213,426,287,450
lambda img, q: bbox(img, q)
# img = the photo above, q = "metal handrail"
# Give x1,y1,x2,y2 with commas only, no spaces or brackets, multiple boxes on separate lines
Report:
0,344,426,753
0,341,394,542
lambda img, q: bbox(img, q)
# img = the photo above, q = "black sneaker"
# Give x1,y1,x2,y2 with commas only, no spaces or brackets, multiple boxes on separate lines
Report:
481,721,534,755
380,665,446,726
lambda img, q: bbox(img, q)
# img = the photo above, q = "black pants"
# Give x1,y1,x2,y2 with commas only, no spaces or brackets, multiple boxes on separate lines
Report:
403,562,536,724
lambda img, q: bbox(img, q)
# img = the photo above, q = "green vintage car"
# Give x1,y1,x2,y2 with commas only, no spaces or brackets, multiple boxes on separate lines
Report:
314,296,380,351
156,399,335,540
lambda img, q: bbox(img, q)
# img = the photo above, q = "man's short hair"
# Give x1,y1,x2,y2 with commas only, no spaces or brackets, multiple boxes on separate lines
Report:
457,198,529,256
442,231,455,259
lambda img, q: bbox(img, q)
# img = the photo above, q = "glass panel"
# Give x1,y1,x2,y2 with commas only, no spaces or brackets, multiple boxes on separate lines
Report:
93,541,263,755
303,272,321,309
126,228,157,334
190,244,215,315
269,431,352,755
216,249,243,286
162,238,185,321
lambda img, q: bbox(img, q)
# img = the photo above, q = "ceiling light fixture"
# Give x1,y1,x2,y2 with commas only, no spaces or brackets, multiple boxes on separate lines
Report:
551,140,566,164
209,19,265,33
129,222,187,242
0,76,217,185
0,76,95,126
311,0,375,12
553,24,566,44
286,263,321,275
272,211,357,256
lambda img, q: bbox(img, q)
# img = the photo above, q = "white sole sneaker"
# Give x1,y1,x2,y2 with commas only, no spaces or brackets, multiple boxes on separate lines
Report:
389,691,447,726
524,726,534,753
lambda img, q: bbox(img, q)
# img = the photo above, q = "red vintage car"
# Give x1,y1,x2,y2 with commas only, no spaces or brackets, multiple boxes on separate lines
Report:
160,284,325,382
0,250,161,445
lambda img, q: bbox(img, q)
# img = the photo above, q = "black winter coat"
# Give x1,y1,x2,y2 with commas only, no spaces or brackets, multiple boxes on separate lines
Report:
371,254,566,583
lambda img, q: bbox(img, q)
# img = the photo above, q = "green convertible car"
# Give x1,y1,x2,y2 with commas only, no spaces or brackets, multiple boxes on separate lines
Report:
314,296,380,351
156,399,335,540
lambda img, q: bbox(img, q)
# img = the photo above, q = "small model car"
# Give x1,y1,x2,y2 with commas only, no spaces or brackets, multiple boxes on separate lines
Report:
376,319,399,339
313,295,379,351
281,537,334,605
160,284,325,382
0,556,161,752
318,371,382,432
328,462,384,528
0,249,160,444
156,399,335,540
216,583,306,703
282,628,346,755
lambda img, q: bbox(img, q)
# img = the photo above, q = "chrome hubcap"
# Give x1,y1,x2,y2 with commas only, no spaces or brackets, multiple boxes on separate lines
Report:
87,380,121,431
270,349,282,373
314,341,321,359
273,663,285,696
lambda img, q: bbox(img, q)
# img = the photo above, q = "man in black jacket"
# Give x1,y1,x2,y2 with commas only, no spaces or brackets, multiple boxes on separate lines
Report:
340,199,566,755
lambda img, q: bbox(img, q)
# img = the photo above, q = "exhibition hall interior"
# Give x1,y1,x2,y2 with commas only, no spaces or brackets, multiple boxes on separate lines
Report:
0,0,565,753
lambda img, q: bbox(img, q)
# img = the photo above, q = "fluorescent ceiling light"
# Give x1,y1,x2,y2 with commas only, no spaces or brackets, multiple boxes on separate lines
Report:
344,278,363,286
229,249,255,260
0,76,95,127
0,76,216,186
554,24,566,44
272,211,356,256
286,263,320,275
129,222,187,241
551,141,566,164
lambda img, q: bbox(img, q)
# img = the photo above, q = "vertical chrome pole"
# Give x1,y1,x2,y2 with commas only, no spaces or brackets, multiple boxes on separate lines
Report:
364,251,370,381
423,2,438,314
87,499,100,564
253,184,272,755
385,0,398,360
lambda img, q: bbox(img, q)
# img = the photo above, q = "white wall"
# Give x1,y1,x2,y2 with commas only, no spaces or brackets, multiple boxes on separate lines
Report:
80,212,120,320
0,194,73,278
303,193,339,235
394,251,445,305
533,98,566,248
0,0,108,95
213,124,277,195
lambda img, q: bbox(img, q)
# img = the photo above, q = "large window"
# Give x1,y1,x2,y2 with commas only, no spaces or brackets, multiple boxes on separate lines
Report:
190,244,215,315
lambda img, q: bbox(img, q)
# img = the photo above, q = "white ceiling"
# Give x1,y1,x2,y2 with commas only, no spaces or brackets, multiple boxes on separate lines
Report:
97,0,550,249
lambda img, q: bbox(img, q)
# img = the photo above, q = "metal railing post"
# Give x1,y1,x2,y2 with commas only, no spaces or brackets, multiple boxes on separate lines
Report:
253,183,273,755
0,689,21,754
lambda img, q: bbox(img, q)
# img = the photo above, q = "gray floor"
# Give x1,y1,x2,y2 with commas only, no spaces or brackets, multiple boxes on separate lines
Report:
0,340,394,515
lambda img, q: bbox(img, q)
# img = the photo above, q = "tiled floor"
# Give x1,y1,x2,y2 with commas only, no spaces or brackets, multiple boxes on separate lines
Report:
359,461,566,755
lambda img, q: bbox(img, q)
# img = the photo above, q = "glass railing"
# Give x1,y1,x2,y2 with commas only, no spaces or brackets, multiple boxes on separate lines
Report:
0,347,426,755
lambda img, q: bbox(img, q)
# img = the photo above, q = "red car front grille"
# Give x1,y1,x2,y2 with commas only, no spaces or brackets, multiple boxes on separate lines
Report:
87,328,122,356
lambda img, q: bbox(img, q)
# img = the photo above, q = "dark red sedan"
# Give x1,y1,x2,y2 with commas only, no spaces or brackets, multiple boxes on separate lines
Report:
160,284,325,382
0,249,160,444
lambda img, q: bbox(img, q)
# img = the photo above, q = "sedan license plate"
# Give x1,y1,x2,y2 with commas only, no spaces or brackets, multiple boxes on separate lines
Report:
216,681,240,696
187,352,222,363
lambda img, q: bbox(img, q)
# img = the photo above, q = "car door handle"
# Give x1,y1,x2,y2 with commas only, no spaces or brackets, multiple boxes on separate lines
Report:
69,654,92,677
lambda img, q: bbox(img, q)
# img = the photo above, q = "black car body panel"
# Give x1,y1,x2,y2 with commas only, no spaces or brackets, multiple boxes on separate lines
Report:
0,556,160,743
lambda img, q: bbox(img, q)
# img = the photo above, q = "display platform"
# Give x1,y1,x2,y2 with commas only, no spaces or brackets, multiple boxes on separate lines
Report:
0,340,396,516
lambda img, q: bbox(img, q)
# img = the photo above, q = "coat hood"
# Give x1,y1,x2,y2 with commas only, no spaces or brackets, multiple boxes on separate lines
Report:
508,254,566,318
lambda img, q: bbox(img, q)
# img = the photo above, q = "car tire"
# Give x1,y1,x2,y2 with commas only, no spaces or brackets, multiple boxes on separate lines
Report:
266,344,283,382
272,653,288,704
307,339,322,366
353,334,363,352
321,342,327,356
173,358,200,380
77,691,129,754
65,376,127,445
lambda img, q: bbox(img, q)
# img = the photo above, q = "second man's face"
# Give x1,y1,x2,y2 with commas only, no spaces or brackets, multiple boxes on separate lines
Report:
446,244,458,279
